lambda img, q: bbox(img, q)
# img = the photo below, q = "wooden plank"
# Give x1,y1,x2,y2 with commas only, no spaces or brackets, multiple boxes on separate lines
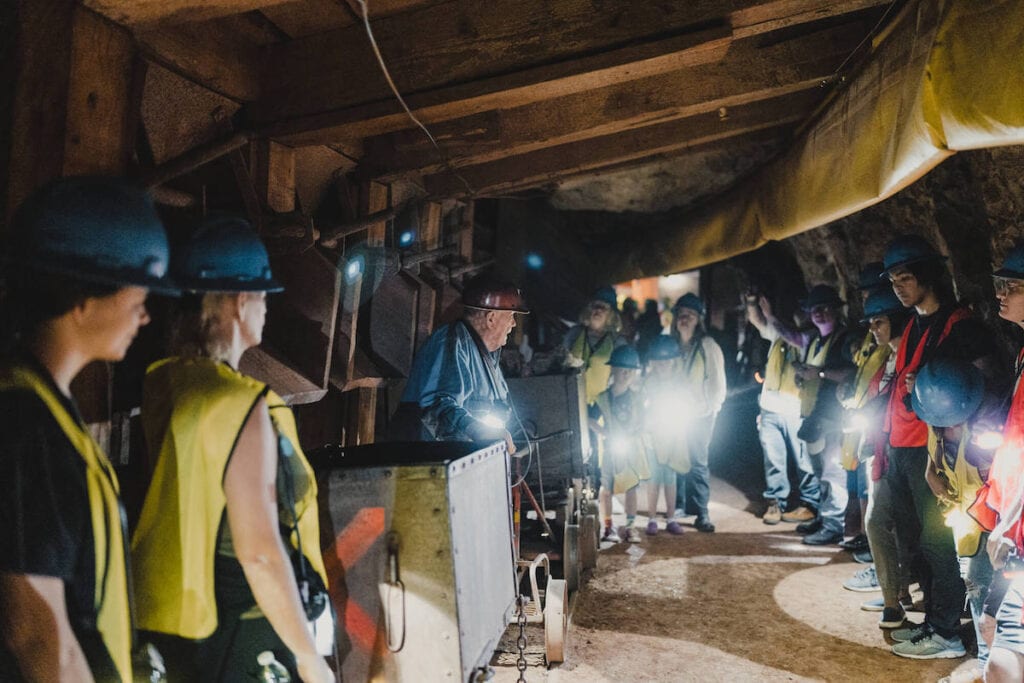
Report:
731,0,891,39
83,0,297,26
342,387,377,445
4,0,75,218
254,0,886,145
423,89,818,198
458,201,473,262
361,180,389,247
420,201,442,251
251,139,296,213
134,21,261,101
330,269,362,390
239,346,325,404
63,9,135,175
259,0,353,38
361,26,859,177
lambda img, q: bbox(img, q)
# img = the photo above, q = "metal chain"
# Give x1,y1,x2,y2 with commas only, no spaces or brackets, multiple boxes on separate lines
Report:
516,595,528,682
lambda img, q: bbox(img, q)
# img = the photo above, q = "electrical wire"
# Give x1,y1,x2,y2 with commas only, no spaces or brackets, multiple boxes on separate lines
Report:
355,0,476,198
826,0,901,85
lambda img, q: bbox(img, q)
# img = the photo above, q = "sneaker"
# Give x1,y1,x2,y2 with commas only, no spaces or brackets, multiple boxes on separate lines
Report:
763,500,782,525
673,508,686,520
843,565,880,592
879,605,906,629
626,526,642,543
891,628,965,660
803,527,843,545
694,515,715,533
861,597,884,612
782,505,816,523
796,517,822,535
839,533,870,552
646,520,659,536
890,622,927,643
665,521,685,535
601,525,620,543
852,548,874,564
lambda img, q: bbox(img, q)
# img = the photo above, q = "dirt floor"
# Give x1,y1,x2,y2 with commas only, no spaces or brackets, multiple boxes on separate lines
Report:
492,473,982,683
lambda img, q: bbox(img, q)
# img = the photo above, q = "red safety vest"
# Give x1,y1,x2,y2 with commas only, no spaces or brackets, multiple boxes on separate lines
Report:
885,307,970,447
969,348,1024,550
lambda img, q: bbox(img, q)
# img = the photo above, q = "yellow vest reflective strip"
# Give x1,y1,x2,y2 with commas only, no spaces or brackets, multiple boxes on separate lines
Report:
927,427,985,557
594,390,650,493
799,333,837,417
840,337,891,470
131,357,327,640
570,329,615,405
763,339,800,398
0,365,132,682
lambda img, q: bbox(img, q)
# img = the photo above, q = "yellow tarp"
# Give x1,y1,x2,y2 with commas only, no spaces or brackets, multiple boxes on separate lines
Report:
607,0,1024,280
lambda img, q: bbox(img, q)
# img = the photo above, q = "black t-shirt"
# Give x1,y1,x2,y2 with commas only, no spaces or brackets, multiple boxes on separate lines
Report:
0,380,118,680
903,304,995,366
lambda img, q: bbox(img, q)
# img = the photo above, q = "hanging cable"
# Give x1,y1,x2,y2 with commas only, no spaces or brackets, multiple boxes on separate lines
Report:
355,0,476,198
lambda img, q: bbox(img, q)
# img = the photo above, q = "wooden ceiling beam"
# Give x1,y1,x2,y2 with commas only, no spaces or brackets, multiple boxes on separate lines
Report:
422,89,819,198
83,0,299,26
360,24,859,178
254,0,890,144
134,22,262,101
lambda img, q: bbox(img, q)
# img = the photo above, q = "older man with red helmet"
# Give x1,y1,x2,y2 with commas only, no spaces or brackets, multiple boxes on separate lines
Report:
390,274,528,453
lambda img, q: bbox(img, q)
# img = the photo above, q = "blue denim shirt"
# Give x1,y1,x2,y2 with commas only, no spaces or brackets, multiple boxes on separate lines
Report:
400,321,510,440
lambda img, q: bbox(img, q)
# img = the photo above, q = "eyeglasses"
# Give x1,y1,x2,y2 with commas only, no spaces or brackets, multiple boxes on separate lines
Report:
590,302,611,312
994,276,1024,295
809,305,833,315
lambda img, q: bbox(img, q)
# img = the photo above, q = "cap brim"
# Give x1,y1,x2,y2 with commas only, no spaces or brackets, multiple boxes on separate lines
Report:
175,276,285,294
882,254,947,275
993,267,1024,279
13,259,183,297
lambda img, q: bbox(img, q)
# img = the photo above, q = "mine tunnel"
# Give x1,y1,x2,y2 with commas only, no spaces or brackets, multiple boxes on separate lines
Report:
2,1,1024,682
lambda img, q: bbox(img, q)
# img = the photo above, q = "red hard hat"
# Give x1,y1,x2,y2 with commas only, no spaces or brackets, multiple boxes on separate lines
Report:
462,274,529,313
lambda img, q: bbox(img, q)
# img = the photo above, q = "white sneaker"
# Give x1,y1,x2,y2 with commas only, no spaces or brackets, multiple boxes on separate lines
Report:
601,526,620,543
626,526,642,543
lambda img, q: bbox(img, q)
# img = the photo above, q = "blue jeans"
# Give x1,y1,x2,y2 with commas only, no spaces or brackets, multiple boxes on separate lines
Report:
808,431,848,534
676,414,715,517
759,410,819,509
963,534,994,665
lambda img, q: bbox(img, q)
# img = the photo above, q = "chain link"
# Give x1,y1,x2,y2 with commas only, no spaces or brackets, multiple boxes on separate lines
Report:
516,595,528,682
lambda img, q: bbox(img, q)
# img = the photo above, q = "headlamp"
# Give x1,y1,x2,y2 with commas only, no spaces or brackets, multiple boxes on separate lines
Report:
479,413,507,430
648,390,691,436
972,429,1004,451
608,434,631,461
843,411,870,434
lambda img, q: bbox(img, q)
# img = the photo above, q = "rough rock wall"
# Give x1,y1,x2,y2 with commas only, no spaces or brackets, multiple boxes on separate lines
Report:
779,145,1024,342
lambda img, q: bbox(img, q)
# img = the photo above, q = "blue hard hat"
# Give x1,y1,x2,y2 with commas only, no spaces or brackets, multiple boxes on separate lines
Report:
994,243,1024,279
912,358,984,428
607,345,642,369
173,215,283,293
8,176,178,295
882,235,944,274
800,284,844,310
672,292,704,317
646,334,681,361
860,288,905,323
591,286,618,309
856,262,886,290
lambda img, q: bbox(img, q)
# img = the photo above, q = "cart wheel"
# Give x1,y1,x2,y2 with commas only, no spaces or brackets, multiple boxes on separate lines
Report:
563,523,580,592
544,577,568,664
579,514,598,570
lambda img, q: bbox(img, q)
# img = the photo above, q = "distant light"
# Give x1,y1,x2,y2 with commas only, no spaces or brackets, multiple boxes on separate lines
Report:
526,252,544,270
345,256,364,283
398,230,415,248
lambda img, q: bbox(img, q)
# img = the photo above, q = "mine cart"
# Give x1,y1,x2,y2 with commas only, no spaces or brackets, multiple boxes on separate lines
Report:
505,373,600,590
310,440,567,682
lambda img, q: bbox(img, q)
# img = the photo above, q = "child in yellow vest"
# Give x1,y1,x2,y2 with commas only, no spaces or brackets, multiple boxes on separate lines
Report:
590,346,650,543
642,335,690,535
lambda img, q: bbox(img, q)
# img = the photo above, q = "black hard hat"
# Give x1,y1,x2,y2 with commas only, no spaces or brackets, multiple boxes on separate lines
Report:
800,285,844,311
462,274,529,313
856,262,886,290
882,235,945,275
172,215,283,293
8,176,178,295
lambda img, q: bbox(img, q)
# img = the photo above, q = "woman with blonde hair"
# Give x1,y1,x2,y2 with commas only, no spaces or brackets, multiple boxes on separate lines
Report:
132,216,332,682
563,286,624,406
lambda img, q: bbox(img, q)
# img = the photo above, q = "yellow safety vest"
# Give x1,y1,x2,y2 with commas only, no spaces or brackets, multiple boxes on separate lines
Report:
595,389,651,493
570,329,615,405
799,332,838,417
928,427,986,557
763,338,800,398
840,334,891,470
131,357,327,640
0,365,133,682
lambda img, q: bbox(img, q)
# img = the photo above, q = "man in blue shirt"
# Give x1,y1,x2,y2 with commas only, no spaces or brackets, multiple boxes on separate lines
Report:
391,274,528,452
